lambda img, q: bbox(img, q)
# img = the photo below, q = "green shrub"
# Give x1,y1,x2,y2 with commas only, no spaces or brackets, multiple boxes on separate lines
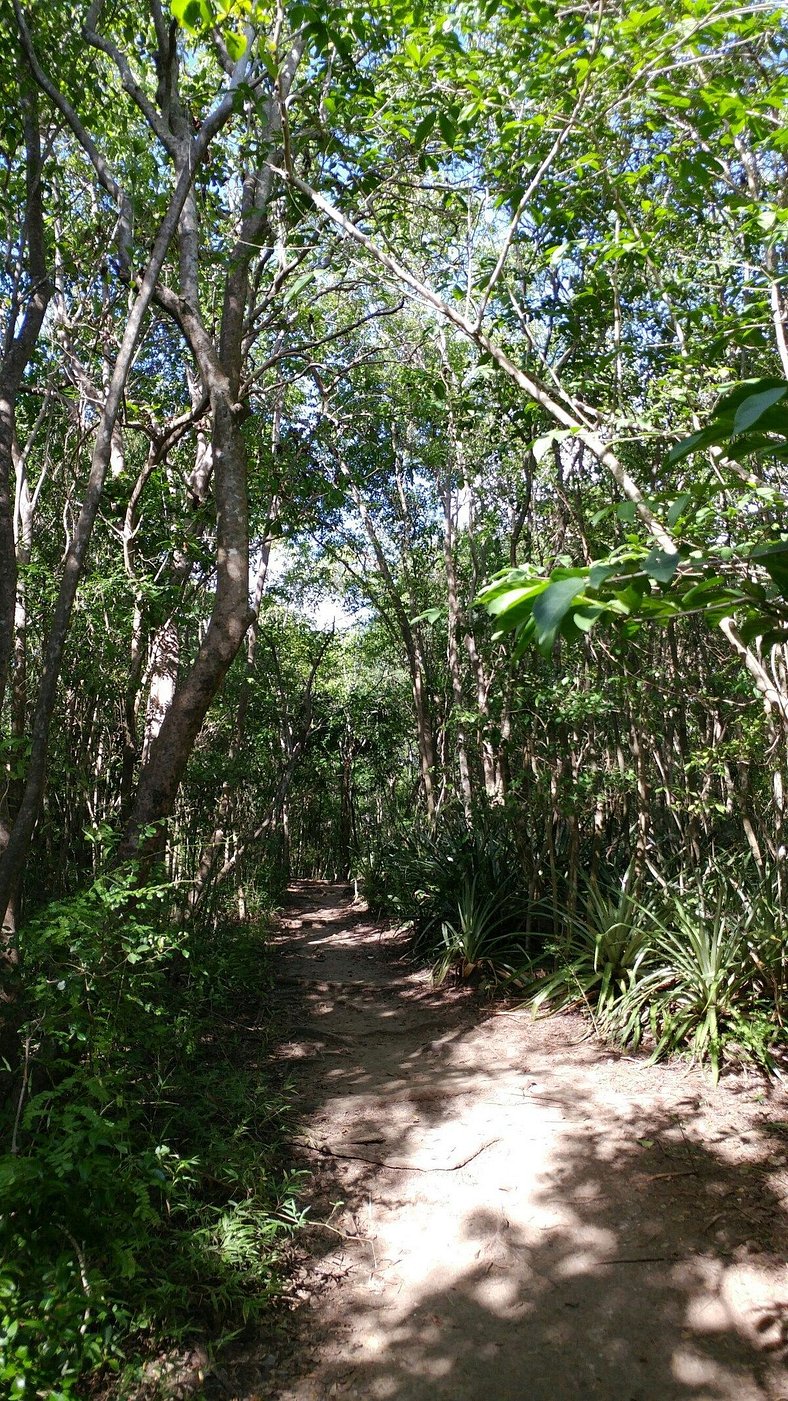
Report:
0,869,304,1398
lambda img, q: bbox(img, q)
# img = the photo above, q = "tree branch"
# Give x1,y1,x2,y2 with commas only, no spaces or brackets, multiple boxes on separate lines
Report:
15,0,133,276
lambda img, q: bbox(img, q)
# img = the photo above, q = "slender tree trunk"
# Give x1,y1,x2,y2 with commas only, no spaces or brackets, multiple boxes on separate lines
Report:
0,30,236,916
441,482,473,817
0,79,51,954
123,401,252,849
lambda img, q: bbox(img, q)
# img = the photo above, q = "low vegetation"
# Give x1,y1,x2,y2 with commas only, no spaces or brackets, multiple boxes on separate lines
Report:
366,837,787,1082
0,875,302,1398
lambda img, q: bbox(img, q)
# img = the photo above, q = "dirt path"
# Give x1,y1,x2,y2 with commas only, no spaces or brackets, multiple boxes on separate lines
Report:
245,882,788,1400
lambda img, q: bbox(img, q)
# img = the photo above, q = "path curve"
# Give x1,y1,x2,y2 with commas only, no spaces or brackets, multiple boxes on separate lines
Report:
262,883,788,1399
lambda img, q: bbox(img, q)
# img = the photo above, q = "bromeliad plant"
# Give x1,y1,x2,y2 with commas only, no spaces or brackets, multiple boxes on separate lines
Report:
608,878,787,1082
520,866,787,1081
518,876,653,1032
432,876,529,986
361,812,529,966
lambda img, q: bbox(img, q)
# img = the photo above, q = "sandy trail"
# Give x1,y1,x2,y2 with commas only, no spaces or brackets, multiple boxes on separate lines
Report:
246,882,788,1400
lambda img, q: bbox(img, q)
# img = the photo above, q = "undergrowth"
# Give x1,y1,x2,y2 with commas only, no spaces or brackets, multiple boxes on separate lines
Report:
360,812,530,973
363,821,787,1080
518,868,788,1080
0,868,304,1399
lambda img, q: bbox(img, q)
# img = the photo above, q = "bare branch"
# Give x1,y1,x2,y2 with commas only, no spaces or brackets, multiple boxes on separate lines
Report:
83,19,179,157
15,1,133,275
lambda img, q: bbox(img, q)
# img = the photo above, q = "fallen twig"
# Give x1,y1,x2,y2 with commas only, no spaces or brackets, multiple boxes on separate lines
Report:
293,1137,501,1173
597,1252,690,1265
643,1168,699,1181
287,1024,359,1043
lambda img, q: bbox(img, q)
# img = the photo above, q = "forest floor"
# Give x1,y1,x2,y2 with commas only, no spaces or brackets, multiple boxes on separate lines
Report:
210,881,788,1401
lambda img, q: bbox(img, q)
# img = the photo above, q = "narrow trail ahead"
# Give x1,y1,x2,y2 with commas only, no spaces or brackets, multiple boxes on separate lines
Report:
259,882,788,1400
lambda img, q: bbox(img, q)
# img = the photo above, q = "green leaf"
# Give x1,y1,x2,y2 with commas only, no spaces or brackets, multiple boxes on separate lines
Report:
171,0,213,31
511,615,537,660
666,426,724,466
751,542,788,600
608,591,633,615
715,377,787,420
667,493,691,527
757,627,788,649
532,576,587,651
413,112,437,147
620,6,662,34
571,605,606,633
475,568,533,605
642,548,680,585
438,111,457,147
259,44,279,78
588,563,616,589
410,606,443,625
739,613,770,645
224,29,248,62
487,581,547,626
532,429,572,464
652,84,691,109
283,270,314,305
679,580,737,610
733,387,787,434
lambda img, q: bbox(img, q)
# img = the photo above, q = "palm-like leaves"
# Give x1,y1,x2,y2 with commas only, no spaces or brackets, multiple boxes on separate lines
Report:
521,870,786,1079
433,877,529,985
609,883,784,1081
519,879,652,1032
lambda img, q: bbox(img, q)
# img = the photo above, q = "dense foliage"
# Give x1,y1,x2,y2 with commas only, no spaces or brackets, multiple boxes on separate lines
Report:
1,0,788,1389
1,873,303,1397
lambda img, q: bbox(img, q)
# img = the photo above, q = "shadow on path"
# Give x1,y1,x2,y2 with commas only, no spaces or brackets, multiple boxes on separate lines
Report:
223,882,788,1401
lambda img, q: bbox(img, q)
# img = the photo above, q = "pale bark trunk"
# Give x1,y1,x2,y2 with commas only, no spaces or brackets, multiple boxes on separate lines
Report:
0,18,239,915
123,399,251,848
442,482,473,817
142,621,180,764
121,24,304,857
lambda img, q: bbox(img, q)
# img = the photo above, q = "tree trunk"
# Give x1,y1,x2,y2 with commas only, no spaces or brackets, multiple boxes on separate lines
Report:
442,481,473,817
122,400,251,849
